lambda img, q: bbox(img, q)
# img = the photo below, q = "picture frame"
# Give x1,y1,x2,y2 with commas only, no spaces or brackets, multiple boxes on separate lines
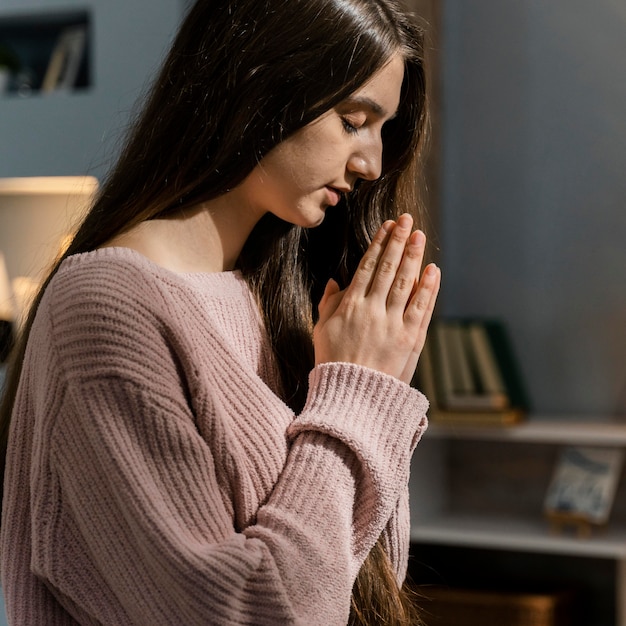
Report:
544,446,624,527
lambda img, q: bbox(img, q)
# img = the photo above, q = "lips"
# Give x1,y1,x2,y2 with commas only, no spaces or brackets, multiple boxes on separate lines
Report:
326,185,353,206
325,186,342,206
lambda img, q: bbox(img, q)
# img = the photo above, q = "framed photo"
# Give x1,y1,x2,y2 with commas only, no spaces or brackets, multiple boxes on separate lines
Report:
544,446,624,526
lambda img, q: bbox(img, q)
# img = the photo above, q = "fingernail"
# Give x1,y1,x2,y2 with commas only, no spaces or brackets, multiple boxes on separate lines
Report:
412,230,426,247
381,220,395,233
426,264,438,276
398,214,412,229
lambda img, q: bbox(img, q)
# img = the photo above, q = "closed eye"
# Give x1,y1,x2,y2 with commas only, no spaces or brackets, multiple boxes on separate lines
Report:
341,117,359,135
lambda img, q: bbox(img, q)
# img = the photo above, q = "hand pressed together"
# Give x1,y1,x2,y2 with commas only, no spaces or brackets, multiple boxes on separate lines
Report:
314,213,441,385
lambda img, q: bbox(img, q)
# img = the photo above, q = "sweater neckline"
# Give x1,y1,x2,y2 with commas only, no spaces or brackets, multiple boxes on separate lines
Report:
62,246,245,286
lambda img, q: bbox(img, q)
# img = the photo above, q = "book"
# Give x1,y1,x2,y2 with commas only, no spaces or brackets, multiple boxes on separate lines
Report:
413,318,527,426
42,25,87,92
467,322,507,395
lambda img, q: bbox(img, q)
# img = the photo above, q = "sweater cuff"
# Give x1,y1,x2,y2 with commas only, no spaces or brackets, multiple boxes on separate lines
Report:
288,362,429,477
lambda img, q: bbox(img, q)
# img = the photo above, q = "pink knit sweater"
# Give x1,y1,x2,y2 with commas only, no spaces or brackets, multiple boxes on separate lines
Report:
1,247,428,625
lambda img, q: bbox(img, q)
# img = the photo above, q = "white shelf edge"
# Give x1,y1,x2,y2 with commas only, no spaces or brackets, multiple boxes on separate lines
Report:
411,514,626,559
426,415,626,446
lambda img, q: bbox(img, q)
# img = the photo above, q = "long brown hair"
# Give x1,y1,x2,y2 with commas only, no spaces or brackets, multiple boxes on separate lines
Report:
0,0,428,622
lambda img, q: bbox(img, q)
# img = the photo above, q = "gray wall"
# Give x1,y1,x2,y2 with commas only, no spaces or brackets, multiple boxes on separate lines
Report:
439,0,626,415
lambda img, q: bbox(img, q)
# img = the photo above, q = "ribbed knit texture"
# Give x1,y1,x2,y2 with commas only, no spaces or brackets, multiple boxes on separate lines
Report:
0,247,428,625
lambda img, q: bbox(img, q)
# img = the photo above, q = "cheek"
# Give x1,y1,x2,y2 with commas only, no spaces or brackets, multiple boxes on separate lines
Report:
257,125,335,195
270,152,319,194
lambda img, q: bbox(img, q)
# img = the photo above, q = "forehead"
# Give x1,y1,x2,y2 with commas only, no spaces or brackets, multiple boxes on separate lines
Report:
346,54,405,118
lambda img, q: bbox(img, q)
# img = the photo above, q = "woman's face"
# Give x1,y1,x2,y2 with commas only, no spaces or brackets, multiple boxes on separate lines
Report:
237,53,405,228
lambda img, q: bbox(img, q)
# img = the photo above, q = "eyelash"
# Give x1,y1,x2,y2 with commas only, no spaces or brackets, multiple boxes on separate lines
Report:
341,117,359,135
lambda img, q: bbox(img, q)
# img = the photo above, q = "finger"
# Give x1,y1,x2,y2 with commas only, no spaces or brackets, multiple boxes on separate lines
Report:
397,265,440,384
317,278,342,323
386,229,426,312
405,263,441,331
347,220,395,296
366,213,414,300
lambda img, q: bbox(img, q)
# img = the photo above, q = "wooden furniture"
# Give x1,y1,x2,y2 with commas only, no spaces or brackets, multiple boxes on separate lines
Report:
409,417,626,626
417,585,574,626
402,0,441,262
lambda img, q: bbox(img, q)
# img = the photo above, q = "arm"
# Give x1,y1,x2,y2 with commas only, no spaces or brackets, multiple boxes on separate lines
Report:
381,487,413,585
43,348,427,626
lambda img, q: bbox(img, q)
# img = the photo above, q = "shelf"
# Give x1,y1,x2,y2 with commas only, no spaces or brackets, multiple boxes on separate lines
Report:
426,415,626,446
0,9,91,96
411,513,626,559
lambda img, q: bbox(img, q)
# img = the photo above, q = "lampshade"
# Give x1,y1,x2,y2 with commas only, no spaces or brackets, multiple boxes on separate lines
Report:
0,176,98,281
0,176,98,325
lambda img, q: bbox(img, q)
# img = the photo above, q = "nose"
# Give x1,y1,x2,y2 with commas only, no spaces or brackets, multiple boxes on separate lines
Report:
347,137,383,182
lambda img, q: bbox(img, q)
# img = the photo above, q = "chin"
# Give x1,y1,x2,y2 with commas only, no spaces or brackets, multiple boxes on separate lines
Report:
304,213,327,229
274,200,328,229
288,206,327,229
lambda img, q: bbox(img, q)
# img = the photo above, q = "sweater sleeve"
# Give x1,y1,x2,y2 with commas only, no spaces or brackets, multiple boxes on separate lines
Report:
381,487,412,585
35,270,428,626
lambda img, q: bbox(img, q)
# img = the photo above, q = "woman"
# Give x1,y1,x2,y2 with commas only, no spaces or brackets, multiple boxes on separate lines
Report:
0,0,440,624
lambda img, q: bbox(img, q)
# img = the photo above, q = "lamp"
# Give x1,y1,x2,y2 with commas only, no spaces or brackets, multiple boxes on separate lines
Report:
0,176,98,349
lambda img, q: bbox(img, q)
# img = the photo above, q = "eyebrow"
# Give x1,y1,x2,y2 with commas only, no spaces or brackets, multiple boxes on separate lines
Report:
343,96,398,120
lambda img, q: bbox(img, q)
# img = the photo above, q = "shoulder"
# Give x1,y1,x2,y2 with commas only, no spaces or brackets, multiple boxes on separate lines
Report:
49,247,170,313
32,249,176,381
30,248,217,386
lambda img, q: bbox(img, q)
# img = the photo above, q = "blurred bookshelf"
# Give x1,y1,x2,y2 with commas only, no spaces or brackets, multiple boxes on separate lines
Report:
409,415,626,625
409,316,625,625
0,9,90,97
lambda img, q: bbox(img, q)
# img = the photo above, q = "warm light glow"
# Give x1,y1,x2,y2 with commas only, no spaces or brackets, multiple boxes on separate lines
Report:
0,252,13,323
0,176,98,279
11,277,38,329
0,176,99,322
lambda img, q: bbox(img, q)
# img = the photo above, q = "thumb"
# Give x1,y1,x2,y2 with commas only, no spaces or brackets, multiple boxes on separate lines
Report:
318,278,341,321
